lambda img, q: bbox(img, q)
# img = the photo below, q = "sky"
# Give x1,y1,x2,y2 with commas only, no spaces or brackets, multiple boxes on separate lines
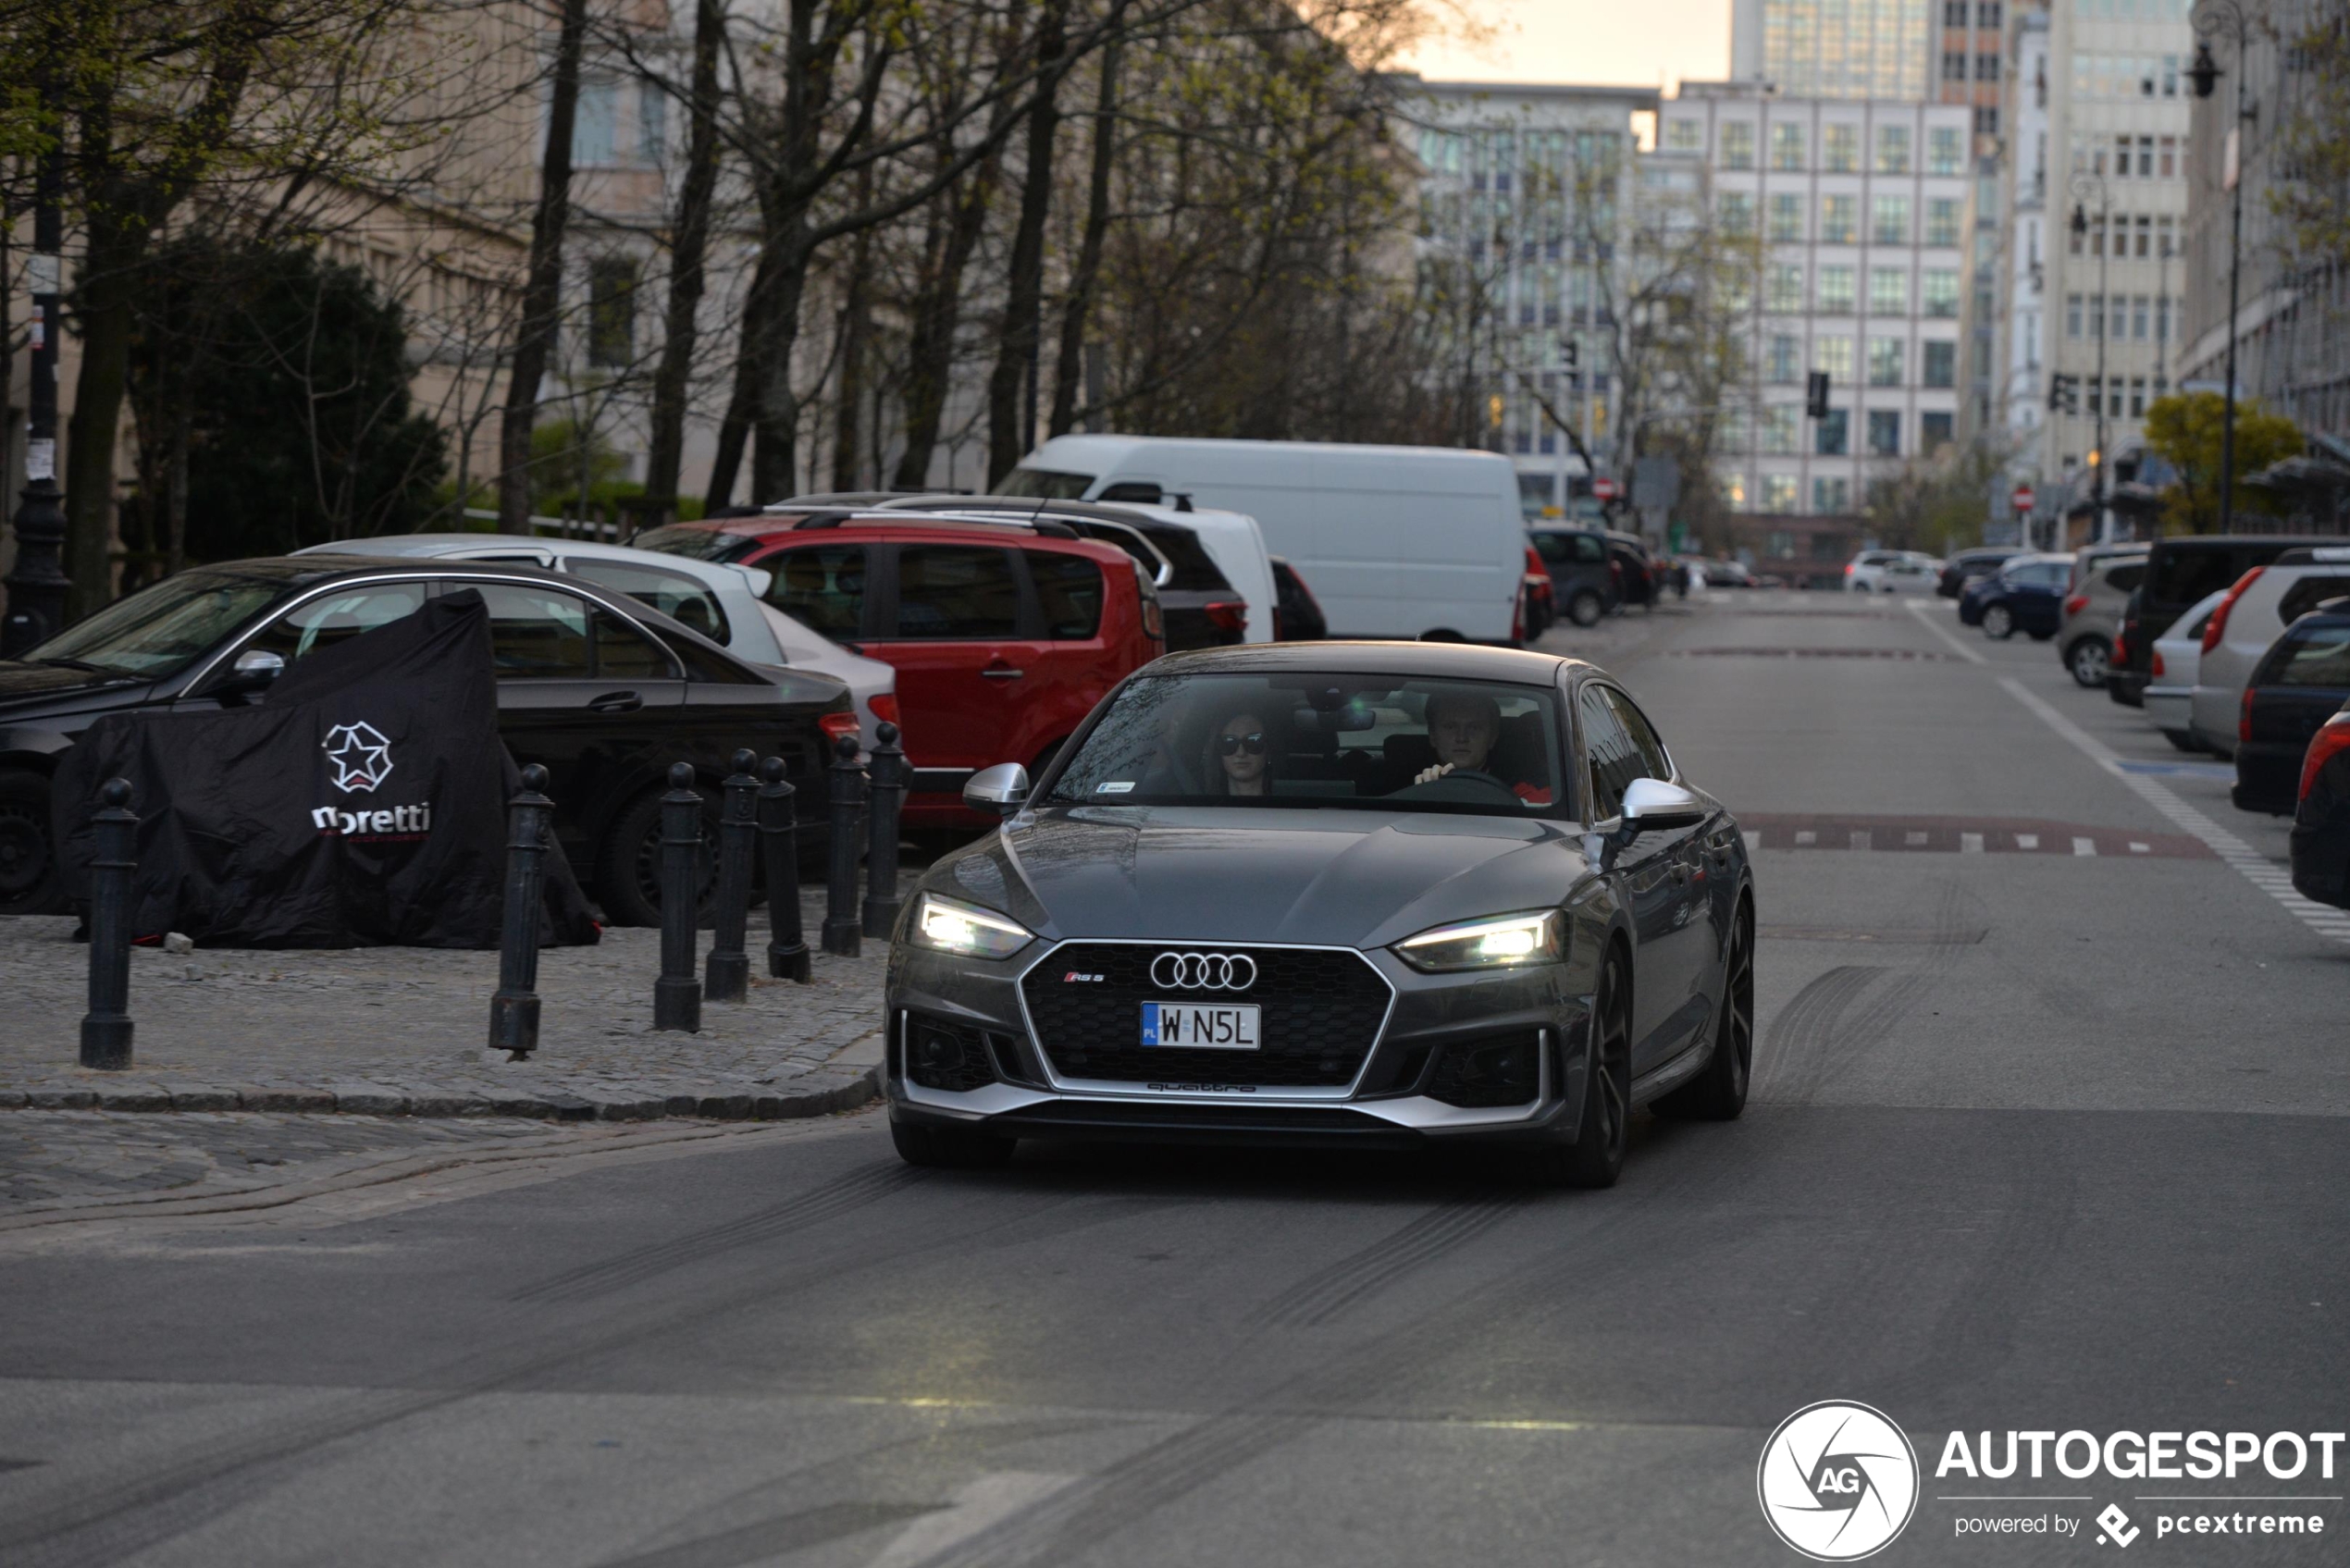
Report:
1399,0,1732,92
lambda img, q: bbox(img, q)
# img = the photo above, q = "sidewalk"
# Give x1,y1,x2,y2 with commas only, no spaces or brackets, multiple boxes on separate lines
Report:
0,886,891,1124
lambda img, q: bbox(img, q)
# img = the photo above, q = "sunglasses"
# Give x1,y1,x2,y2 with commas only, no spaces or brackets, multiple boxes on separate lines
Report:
1218,733,1268,757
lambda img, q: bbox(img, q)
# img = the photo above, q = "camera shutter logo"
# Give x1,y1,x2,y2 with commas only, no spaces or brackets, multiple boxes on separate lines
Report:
1149,951,1257,991
1756,1401,1919,1561
323,722,395,795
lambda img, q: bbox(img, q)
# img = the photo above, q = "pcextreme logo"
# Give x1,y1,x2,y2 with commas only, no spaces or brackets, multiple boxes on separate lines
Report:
1758,1401,1921,1561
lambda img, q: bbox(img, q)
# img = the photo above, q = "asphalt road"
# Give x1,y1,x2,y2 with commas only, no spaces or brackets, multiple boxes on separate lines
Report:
5,593,2345,1568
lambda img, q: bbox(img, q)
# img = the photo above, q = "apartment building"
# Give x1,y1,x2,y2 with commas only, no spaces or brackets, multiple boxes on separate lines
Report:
1661,83,1973,551
1404,80,1662,516
1731,0,1932,101
1993,6,2055,542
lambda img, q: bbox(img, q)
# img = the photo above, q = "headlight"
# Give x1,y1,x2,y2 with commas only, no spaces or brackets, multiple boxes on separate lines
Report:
1392,910,1564,972
909,892,1036,960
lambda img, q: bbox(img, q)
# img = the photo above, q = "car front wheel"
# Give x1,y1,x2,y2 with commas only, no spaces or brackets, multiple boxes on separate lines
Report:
1566,588,1604,628
1983,603,2016,639
0,770,62,916
2066,637,2111,686
599,780,720,928
1538,947,1631,1189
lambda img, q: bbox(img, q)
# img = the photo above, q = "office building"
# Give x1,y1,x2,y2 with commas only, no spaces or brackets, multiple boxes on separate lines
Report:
1732,0,1932,102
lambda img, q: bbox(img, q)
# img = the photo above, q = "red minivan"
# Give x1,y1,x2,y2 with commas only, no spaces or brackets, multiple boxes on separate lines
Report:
641,512,1164,822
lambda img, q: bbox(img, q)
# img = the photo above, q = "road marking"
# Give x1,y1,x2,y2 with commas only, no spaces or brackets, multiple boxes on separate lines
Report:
2131,842,2150,853
1850,829,1872,851
1795,830,1816,846
1997,676,2350,947
2073,836,2097,857
1961,833,1985,853
1903,597,1989,664
870,1473,1081,1568
1905,831,1928,846
1738,815,2212,858
2016,833,2039,850
1742,830,1761,855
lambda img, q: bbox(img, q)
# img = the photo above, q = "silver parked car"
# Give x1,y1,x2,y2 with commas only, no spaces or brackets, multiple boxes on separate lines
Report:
296,534,900,747
2187,548,2350,758
2143,586,2231,753
2056,547,2146,688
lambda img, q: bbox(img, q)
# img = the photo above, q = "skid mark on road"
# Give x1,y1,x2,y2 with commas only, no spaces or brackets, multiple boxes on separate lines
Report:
1754,966,1884,1105
1243,1190,1526,1329
513,1164,927,1304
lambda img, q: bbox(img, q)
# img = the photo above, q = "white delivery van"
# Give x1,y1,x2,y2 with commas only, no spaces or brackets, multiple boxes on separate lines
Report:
998,435,1527,642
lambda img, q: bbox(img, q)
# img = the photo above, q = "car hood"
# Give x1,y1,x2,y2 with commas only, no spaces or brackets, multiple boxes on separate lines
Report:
935,805,1592,950
0,661,154,715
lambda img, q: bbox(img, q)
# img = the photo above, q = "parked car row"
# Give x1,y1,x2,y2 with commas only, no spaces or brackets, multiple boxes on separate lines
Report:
2084,537,2350,915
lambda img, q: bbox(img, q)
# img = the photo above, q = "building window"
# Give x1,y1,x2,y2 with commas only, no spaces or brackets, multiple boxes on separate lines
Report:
1719,474,1748,510
1921,411,1955,453
1824,124,1858,172
1666,117,1702,152
2134,215,2151,257
1813,475,1851,512
1925,198,1961,247
1822,195,1858,244
1929,125,1963,176
1814,335,1854,384
1943,0,1967,24
1772,122,1806,171
1923,340,1958,387
1722,121,1756,170
1975,105,1999,138
1869,337,1905,386
2162,53,2180,96
2155,295,2171,343
1976,0,2000,25
1922,269,1960,317
2158,135,2176,178
2109,294,2129,340
1877,126,1911,174
587,253,638,366
573,78,620,167
1767,264,1806,313
1818,265,1857,313
1762,405,1800,452
1873,194,1911,245
1720,191,1755,234
1767,334,1801,384
1943,51,1970,82
2130,377,2148,417
1763,475,1799,512
1868,410,1901,455
1870,267,1909,315
1975,53,2000,81
1769,192,1804,241
2132,295,2149,340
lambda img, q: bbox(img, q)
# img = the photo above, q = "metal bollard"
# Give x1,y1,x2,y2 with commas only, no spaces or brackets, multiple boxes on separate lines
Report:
822,735,864,957
705,749,759,1003
758,756,811,982
653,761,702,1031
488,764,554,1059
862,721,906,940
80,777,137,1070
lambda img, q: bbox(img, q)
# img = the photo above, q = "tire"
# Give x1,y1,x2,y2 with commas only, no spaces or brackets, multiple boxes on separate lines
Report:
597,780,721,928
1654,900,1752,1121
891,1117,1017,1168
1419,628,1466,643
1566,589,1604,628
1982,603,2016,640
0,770,64,917
2066,636,2112,687
2028,629,2054,642
1535,946,1632,1189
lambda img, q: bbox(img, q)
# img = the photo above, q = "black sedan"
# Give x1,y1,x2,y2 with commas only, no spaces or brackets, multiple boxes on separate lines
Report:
0,556,853,923
882,642,1755,1187
2239,600,2350,816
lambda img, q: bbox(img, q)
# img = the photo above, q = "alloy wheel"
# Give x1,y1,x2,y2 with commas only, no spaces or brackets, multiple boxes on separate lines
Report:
2070,639,2109,686
1591,955,1632,1164
1984,604,2014,639
1723,907,1754,1097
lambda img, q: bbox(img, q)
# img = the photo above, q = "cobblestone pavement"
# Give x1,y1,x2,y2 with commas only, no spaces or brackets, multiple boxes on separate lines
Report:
0,884,894,1123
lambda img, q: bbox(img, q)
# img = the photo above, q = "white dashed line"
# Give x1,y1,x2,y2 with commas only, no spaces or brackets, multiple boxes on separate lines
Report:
1851,829,1873,851
2130,842,2151,854
1998,676,2350,947
1906,831,1928,846
1743,830,1762,856
1795,830,1817,846
2073,836,2097,858
2016,833,2040,850
1961,833,1985,854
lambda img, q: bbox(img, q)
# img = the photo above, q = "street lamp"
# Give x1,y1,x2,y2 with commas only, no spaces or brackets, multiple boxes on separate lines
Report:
2070,174,2110,545
2192,0,2255,533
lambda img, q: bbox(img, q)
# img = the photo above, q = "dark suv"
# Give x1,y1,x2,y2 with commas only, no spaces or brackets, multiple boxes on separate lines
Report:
1526,526,1620,627
0,557,853,921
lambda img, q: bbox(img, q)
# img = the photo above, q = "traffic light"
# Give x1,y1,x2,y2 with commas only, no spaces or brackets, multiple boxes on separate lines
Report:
1488,393,1505,429
1560,339,1579,373
2047,374,2079,414
1805,371,1830,419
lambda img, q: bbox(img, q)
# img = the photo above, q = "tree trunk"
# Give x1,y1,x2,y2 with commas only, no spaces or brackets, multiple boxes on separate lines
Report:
984,0,1069,485
832,171,875,490
497,0,591,535
892,160,999,488
748,229,813,505
63,216,141,620
641,0,726,523
1049,31,1119,438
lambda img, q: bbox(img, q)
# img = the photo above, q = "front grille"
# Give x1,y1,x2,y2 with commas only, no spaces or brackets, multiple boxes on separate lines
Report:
1020,944,1391,1088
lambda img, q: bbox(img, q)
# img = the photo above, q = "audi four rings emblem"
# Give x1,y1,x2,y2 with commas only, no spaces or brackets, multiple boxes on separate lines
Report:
1150,951,1257,991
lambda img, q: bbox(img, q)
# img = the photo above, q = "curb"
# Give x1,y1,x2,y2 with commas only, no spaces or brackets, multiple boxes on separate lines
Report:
0,1063,881,1124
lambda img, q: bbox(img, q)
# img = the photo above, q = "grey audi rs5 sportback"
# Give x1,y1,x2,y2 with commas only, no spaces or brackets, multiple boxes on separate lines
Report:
883,642,1754,1187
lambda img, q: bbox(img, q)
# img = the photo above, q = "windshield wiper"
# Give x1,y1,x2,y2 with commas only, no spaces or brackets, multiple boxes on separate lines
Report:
34,656,114,673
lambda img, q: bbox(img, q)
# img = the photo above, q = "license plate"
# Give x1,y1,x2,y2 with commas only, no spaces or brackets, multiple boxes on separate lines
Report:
1140,1001,1260,1050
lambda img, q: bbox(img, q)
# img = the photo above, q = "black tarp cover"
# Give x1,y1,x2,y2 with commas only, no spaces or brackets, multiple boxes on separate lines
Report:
56,590,600,948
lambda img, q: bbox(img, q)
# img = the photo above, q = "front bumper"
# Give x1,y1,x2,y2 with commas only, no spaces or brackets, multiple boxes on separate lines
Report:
883,939,1593,1149
2144,685,2194,737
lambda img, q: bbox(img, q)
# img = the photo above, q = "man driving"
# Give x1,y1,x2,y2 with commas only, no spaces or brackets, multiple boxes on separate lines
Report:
1412,688,1552,805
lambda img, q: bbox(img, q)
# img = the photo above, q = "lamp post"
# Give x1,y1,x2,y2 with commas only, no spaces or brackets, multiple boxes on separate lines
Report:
2190,0,2252,533
2069,174,2110,546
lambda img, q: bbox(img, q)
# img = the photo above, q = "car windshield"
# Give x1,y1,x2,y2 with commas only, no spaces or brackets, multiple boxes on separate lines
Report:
1046,673,1568,817
633,524,759,564
21,570,288,677
993,467,1095,500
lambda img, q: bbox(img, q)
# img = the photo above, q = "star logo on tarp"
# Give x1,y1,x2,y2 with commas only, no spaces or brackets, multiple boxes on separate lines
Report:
322,721,395,794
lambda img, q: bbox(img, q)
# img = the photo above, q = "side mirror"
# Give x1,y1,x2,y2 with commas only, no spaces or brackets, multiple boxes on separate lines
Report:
963,762,1031,816
1618,776,1706,833
220,648,286,694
